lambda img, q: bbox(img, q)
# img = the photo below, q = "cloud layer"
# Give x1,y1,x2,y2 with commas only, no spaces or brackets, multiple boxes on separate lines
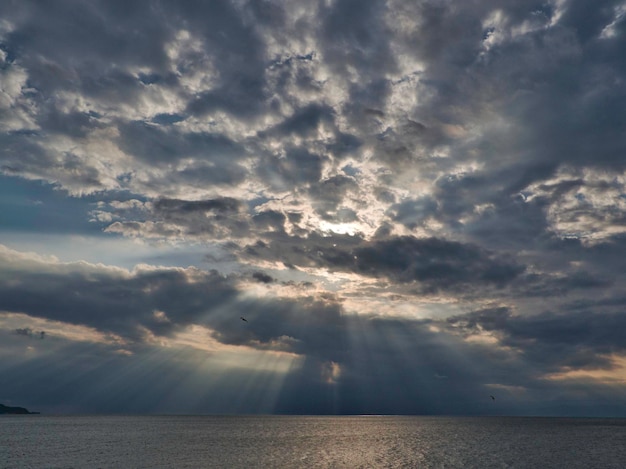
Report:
2,0,626,415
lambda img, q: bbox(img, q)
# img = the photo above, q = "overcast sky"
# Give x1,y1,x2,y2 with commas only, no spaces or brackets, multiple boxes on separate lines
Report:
1,0,626,416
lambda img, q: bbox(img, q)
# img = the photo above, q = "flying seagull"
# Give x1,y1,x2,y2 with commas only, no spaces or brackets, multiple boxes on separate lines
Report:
240,317,248,322
490,395,495,401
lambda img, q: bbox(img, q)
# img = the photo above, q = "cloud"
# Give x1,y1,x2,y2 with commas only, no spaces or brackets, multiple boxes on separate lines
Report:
0,244,346,361
244,234,524,293
2,0,626,415
447,305,626,376
0,245,239,342
252,271,275,284
3,242,626,415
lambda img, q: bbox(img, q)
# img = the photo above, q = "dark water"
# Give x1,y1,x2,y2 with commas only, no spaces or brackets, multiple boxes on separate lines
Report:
2,415,626,468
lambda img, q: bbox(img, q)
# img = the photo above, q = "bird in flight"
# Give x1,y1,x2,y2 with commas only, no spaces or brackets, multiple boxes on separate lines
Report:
240,317,248,322
490,395,495,401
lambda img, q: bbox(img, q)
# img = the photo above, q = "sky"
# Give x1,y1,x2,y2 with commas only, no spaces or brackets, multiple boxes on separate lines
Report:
1,0,626,416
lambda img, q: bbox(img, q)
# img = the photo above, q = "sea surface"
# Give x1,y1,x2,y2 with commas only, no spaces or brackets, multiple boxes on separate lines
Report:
2,415,626,468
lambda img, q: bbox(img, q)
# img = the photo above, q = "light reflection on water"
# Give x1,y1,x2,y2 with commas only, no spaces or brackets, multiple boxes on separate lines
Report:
2,415,626,468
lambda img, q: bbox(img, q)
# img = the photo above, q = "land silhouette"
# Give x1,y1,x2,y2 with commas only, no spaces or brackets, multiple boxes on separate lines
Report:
0,403,40,414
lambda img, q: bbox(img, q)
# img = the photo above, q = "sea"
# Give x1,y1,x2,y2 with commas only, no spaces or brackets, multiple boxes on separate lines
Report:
2,415,626,468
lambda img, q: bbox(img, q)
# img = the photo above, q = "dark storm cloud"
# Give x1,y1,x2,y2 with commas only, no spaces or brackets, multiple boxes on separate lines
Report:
153,197,243,214
309,175,360,220
0,262,238,342
174,0,268,119
387,196,439,231
325,131,362,159
245,234,524,291
105,194,370,243
0,1,171,97
370,118,452,169
35,109,99,139
252,210,286,233
480,32,626,171
103,196,255,240
560,0,623,46
253,104,356,193
161,198,246,238
117,122,245,166
462,192,552,250
319,0,396,78
351,237,524,289
242,231,363,271
448,306,626,374
515,270,613,298
256,146,328,191
267,51,321,96
262,104,336,139
245,230,524,294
